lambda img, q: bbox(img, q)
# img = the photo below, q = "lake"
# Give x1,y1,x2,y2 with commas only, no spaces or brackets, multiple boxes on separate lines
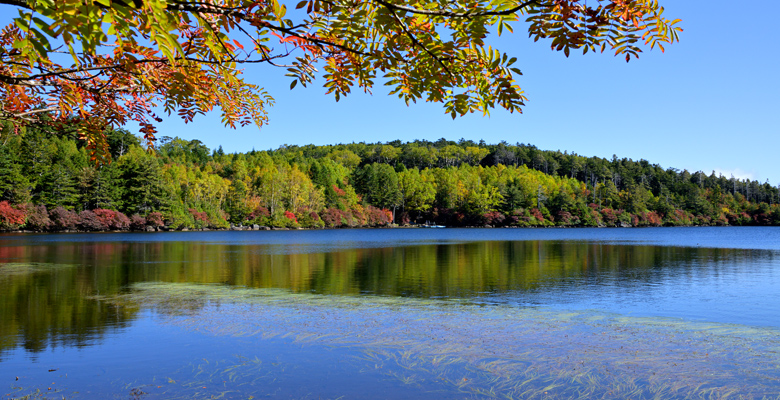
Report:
1,227,780,399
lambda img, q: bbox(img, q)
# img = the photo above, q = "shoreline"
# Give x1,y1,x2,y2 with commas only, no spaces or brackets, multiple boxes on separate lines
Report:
1,223,769,235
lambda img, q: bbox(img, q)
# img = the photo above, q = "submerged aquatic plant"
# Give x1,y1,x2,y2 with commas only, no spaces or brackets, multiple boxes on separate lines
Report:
91,282,780,399
0,263,76,278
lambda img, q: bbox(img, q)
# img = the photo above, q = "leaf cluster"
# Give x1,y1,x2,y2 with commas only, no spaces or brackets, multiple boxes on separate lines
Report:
1,0,680,161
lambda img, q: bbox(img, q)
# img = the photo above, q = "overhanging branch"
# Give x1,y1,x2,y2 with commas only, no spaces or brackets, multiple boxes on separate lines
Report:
371,0,542,18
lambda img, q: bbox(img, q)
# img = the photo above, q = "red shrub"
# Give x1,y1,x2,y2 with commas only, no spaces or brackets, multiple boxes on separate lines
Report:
93,209,114,229
0,201,26,230
631,214,639,227
715,214,729,226
322,207,346,228
111,211,130,230
146,211,164,227
130,214,146,230
601,208,618,225
530,208,544,223
89,209,130,230
332,185,346,196
188,208,209,222
283,210,297,223
24,204,51,231
645,211,663,227
484,211,506,226
188,208,210,227
49,207,79,230
79,210,106,231
753,212,771,225
365,205,391,226
556,211,575,225
248,206,270,220
351,206,366,226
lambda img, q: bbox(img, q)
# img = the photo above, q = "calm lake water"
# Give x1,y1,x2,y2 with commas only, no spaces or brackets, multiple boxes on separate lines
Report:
1,227,780,399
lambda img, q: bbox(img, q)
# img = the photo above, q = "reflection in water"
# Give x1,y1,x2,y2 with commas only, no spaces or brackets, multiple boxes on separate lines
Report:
1,237,778,358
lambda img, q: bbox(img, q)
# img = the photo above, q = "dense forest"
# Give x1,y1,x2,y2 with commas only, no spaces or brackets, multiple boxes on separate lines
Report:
1,123,779,231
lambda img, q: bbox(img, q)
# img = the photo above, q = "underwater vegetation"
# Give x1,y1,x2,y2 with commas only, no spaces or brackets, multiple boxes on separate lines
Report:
69,282,780,399
0,263,76,278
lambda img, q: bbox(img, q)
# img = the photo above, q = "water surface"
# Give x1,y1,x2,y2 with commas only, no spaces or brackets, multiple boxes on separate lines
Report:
1,227,779,398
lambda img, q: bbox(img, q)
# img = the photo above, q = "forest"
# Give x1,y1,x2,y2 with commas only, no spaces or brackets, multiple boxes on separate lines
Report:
1,123,779,231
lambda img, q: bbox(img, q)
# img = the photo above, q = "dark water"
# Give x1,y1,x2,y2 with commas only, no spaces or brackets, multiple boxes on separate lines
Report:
1,227,780,399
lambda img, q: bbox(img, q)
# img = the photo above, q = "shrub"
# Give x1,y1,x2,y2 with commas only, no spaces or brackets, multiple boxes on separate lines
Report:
283,210,297,223
24,204,51,231
93,209,115,230
350,205,366,227
715,214,729,226
695,214,712,226
111,211,131,230
92,209,131,230
295,211,317,228
247,206,271,226
332,185,346,196
648,211,662,226
601,208,618,226
506,209,523,226
322,207,346,228
130,214,146,230
616,210,632,226
555,210,577,226
78,210,106,231
209,209,229,229
188,208,210,228
365,205,391,226
146,211,164,227
530,208,544,224
310,211,325,228
0,201,26,230
248,206,270,220
397,211,411,225
484,211,506,226
49,206,79,230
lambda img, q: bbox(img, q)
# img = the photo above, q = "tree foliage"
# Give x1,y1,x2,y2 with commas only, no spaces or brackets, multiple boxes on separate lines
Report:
1,0,680,160
2,128,780,232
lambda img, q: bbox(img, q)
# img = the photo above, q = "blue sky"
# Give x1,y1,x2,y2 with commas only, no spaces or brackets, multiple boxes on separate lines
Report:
8,1,780,184
151,1,780,183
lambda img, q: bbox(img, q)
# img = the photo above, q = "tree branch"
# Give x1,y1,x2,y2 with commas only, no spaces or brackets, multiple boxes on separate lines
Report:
371,0,542,18
0,106,60,122
384,5,453,77
0,51,302,87
0,0,31,10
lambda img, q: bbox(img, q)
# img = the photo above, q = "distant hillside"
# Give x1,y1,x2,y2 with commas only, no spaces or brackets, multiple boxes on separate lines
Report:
1,125,778,231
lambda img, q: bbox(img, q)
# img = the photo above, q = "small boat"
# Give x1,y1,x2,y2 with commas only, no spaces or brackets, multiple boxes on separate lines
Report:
421,222,446,228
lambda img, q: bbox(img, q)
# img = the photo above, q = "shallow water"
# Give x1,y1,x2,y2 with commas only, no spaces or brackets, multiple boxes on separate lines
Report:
1,227,780,398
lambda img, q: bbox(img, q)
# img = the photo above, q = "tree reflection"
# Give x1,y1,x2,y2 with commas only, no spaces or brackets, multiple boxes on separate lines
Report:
0,237,772,357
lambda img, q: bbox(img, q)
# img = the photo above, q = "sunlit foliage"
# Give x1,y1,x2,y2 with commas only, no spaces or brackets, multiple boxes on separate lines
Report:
1,0,680,160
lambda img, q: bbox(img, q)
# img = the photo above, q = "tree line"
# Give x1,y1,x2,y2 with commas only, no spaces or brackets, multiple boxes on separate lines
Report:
1,125,778,231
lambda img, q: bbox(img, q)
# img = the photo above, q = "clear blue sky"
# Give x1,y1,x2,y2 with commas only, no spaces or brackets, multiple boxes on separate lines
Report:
19,2,780,184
